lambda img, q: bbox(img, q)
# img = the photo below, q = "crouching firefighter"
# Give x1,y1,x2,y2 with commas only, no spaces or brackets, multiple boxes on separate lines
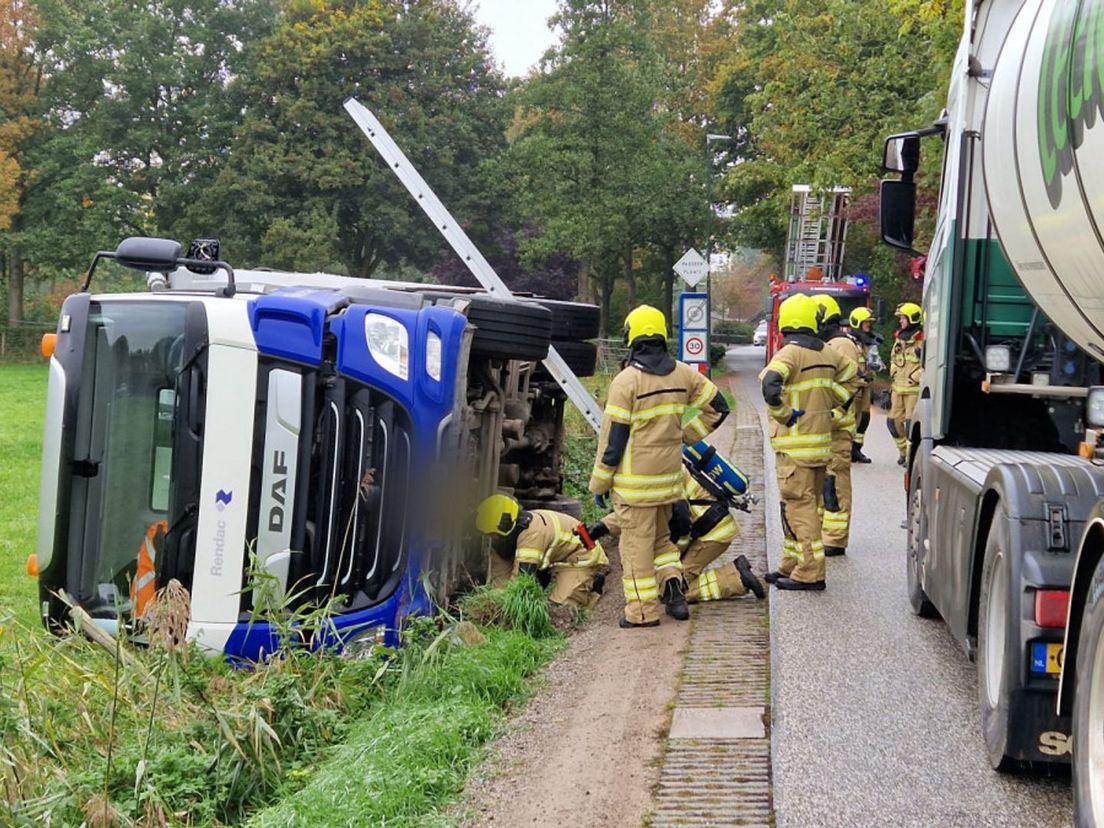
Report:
588,454,764,603
589,304,729,627
889,302,923,466
814,295,863,557
476,494,608,609
760,294,857,590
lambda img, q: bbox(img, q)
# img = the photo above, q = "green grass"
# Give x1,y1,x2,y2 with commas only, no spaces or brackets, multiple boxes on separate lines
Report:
0,364,48,630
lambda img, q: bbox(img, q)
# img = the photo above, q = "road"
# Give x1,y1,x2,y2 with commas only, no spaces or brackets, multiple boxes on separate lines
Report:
725,345,1074,828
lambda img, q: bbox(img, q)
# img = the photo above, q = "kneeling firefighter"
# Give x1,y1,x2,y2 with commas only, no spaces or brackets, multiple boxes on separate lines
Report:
760,294,857,590
588,443,765,603
814,295,863,557
889,302,923,466
476,494,608,608
589,305,729,627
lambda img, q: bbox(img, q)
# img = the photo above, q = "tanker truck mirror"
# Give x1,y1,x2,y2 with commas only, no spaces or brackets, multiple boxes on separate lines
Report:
883,133,921,175
879,179,919,254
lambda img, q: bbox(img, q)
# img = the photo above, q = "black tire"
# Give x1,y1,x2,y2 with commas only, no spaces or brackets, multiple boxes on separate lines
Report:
534,299,601,341
977,510,1019,771
534,340,598,379
1073,555,1104,826
906,466,939,618
460,295,552,362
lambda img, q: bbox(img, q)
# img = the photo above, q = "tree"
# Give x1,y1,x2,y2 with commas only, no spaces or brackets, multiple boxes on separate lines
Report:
206,0,508,277
712,250,773,322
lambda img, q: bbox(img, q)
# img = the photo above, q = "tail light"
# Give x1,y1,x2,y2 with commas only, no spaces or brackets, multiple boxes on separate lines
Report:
1034,589,1070,628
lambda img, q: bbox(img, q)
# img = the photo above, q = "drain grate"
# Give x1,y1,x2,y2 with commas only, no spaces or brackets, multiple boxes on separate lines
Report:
650,386,773,827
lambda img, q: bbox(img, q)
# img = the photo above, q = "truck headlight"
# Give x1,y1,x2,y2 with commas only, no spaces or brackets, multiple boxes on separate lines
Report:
364,313,409,380
985,345,1011,373
1086,387,1104,427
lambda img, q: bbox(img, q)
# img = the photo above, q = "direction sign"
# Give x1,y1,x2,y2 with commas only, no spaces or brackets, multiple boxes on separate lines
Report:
674,248,708,288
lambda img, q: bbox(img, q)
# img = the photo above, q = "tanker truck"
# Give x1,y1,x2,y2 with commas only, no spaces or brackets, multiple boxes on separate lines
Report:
879,0,1104,819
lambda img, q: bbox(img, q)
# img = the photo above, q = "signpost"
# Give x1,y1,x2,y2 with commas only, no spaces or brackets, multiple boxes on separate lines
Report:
679,291,710,373
674,248,708,288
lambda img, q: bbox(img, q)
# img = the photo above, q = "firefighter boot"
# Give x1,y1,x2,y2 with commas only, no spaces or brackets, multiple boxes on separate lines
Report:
735,555,765,598
619,615,660,629
663,577,691,620
591,571,606,595
851,444,871,464
824,546,846,557
764,570,783,584
775,577,826,591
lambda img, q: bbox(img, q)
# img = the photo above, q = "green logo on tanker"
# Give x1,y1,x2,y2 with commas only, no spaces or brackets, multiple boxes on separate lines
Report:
1038,0,1104,209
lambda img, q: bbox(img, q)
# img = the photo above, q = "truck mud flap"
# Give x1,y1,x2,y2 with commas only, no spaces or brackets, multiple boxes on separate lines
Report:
1005,688,1072,764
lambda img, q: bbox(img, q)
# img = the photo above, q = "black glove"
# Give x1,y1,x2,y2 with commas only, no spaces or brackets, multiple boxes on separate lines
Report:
584,521,610,542
823,474,840,514
669,500,691,542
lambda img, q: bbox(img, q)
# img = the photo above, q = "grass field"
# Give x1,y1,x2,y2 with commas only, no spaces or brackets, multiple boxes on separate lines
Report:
0,363,47,630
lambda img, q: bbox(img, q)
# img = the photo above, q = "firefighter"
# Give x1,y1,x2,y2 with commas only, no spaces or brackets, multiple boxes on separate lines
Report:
476,494,608,609
760,294,857,590
846,307,883,464
889,302,924,466
588,464,765,603
589,304,729,627
813,295,862,557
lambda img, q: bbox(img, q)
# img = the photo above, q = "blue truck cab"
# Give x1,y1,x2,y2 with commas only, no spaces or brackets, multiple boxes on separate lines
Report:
34,237,597,660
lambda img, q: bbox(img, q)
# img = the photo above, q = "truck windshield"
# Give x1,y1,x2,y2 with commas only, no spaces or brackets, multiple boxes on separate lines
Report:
70,300,199,616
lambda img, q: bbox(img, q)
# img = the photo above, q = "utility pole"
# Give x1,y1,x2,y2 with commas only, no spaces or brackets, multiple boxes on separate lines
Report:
704,133,731,372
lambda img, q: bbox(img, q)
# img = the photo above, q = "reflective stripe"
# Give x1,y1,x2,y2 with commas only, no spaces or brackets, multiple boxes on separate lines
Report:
837,361,858,383
767,403,788,418
698,570,722,602
766,360,791,380
775,445,832,459
686,417,710,438
654,550,682,570
516,548,543,565
892,385,920,394
612,484,684,501
633,403,685,422
614,470,682,484
831,382,852,402
782,378,837,393
622,577,659,602
823,511,849,530
605,404,632,423
551,540,609,569
691,381,717,409
591,466,613,481
781,540,801,560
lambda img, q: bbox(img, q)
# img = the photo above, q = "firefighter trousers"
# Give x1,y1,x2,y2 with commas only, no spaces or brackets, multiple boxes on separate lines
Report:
853,385,872,447
821,432,853,549
683,539,748,602
775,455,827,584
549,566,602,609
614,500,682,625
889,391,918,458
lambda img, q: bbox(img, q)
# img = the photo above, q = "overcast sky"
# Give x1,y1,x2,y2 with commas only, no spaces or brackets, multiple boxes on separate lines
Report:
471,0,560,77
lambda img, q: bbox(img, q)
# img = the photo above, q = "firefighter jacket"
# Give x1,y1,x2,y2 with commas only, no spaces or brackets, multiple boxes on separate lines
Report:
759,334,857,467
515,510,608,571
589,353,727,507
891,327,923,394
681,468,737,544
822,330,864,434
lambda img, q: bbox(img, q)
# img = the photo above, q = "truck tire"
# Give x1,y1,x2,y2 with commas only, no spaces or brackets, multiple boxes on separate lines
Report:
977,510,1019,771
534,341,598,379
534,300,601,341
906,467,939,618
462,296,552,362
1073,554,1104,827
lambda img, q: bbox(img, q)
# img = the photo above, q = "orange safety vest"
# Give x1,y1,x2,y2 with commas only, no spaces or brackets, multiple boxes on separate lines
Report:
131,521,168,618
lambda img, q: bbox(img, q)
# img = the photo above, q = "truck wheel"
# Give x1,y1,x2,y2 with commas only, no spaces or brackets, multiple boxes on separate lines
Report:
906,467,939,618
534,341,598,379
1073,555,1104,826
977,510,1018,771
535,300,601,341
463,296,553,362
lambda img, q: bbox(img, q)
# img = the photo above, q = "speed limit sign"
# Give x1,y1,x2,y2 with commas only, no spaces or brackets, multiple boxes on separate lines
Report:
682,334,706,360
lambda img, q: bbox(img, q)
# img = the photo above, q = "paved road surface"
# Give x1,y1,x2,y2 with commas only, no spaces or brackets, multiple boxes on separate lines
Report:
726,345,1073,828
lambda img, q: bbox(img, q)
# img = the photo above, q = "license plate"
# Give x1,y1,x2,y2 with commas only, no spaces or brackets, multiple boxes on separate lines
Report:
1030,642,1064,676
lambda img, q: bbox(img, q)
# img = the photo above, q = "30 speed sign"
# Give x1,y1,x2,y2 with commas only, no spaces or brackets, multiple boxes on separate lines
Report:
682,334,706,361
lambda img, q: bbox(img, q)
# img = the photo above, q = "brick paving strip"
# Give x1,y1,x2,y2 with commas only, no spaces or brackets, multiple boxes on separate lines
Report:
649,379,774,827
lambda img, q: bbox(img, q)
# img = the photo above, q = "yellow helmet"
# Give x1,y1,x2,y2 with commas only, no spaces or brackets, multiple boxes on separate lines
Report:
813,294,842,325
896,302,923,325
623,304,668,345
476,494,520,536
777,293,819,333
849,307,873,328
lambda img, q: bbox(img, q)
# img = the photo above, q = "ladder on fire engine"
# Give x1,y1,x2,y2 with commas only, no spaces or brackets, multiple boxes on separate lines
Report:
784,185,851,282
343,98,603,433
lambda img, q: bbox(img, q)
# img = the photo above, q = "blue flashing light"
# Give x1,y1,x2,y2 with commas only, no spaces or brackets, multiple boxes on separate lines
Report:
853,273,870,288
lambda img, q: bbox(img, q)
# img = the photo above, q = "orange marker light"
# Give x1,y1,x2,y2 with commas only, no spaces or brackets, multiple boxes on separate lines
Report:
40,333,57,359
25,554,38,577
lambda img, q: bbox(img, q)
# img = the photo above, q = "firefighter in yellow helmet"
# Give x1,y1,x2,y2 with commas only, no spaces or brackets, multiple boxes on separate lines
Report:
476,494,608,608
889,302,924,466
760,294,857,590
587,464,765,604
589,304,729,627
813,295,863,557
845,307,883,463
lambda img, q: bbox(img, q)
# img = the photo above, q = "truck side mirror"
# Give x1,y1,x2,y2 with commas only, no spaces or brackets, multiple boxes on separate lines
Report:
880,179,920,254
114,237,183,272
883,133,921,175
